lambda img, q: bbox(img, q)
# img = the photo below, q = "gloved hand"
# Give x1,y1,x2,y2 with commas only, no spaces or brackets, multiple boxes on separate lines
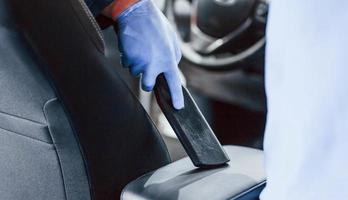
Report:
115,0,184,109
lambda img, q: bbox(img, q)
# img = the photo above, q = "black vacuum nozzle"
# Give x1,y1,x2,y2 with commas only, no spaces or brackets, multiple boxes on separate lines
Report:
154,74,230,168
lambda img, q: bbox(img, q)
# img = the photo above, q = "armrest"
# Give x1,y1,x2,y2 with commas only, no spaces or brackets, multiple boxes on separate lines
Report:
121,146,266,200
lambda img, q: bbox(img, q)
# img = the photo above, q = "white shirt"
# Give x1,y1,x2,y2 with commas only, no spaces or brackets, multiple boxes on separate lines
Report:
261,1,348,199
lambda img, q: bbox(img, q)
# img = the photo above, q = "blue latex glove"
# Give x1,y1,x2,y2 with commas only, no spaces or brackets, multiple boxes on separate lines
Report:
115,0,184,109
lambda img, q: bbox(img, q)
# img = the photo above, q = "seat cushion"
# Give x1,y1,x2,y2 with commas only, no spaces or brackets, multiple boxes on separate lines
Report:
121,145,266,200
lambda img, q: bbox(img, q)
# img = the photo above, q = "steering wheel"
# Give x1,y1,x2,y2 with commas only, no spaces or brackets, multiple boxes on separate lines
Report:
165,0,269,71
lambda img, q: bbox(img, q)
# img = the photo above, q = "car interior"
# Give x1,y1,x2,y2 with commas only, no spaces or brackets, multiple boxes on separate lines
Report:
0,0,267,199
153,0,267,155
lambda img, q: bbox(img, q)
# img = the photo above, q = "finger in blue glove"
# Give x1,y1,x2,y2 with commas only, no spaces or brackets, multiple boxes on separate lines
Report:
115,0,184,110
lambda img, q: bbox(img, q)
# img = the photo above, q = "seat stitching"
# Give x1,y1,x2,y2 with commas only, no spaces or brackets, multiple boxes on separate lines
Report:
42,98,69,200
0,126,52,145
75,0,106,52
0,110,46,126
77,0,104,41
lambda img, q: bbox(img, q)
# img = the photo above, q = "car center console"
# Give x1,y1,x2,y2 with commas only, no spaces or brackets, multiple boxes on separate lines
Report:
121,146,266,200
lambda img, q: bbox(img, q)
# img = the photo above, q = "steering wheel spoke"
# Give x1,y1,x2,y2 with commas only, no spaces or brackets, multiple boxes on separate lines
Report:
168,0,268,70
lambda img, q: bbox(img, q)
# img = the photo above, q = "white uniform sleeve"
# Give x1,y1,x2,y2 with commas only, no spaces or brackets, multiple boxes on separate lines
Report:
261,1,348,199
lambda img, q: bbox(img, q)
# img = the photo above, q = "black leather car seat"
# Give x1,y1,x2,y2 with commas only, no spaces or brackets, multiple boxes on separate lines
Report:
0,0,171,199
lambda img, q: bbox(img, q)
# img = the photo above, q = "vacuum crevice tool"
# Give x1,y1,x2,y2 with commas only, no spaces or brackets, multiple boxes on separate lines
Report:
154,74,230,168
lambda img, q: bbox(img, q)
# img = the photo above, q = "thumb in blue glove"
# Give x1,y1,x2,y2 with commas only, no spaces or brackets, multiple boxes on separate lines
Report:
115,0,184,109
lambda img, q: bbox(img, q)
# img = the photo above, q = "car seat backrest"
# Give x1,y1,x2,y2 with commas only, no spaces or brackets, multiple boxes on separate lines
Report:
0,0,170,199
